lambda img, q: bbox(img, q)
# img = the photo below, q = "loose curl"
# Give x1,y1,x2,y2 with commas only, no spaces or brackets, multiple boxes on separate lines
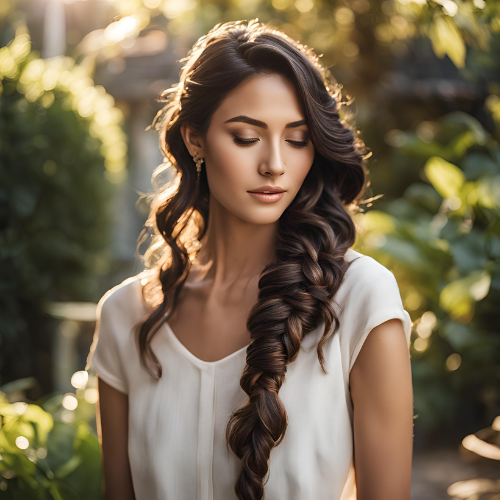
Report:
134,19,369,500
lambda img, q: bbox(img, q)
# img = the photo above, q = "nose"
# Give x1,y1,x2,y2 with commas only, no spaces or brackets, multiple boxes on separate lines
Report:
258,140,286,177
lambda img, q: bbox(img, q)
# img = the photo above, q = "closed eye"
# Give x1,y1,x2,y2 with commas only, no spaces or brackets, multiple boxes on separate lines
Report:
232,136,259,146
232,135,309,148
287,139,309,149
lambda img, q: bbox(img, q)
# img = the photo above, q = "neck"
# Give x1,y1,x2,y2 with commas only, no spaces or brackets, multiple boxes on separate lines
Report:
194,196,278,286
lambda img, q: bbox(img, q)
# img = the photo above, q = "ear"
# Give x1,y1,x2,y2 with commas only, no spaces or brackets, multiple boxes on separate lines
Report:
180,123,205,158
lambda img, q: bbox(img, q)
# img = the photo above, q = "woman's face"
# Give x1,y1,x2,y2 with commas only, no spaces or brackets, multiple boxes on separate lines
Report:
181,73,315,225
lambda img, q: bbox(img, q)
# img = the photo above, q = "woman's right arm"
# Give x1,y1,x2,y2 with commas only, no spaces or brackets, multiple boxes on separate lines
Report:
96,376,136,500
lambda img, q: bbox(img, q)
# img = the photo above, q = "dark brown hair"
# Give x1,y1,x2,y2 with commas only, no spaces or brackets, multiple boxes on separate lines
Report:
135,19,368,500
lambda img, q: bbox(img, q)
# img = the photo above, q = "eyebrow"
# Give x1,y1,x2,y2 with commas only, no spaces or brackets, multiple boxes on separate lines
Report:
224,115,308,129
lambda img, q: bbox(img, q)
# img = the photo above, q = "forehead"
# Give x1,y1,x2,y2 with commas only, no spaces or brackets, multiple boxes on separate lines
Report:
212,73,305,124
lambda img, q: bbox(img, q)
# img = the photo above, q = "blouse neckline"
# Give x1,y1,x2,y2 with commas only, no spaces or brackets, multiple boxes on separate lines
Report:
146,248,359,369
163,321,249,367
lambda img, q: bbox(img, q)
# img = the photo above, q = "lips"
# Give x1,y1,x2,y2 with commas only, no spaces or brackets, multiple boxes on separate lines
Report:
248,190,286,194
247,190,286,204
248,185,286,194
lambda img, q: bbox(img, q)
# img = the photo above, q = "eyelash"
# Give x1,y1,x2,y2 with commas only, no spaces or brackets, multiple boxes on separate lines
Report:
232,135,309,149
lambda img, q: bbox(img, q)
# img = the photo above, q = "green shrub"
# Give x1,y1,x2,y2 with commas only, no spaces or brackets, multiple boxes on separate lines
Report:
0,17,127,386
0,376,101,499
355,110,500,435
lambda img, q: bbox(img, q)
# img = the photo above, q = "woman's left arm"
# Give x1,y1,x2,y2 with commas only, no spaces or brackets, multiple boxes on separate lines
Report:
349,318,414,500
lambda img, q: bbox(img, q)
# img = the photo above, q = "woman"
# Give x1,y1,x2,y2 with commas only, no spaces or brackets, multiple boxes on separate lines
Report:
86,19,414,500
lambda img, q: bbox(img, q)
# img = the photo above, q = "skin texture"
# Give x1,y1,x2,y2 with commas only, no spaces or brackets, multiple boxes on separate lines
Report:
96,73,413,498
96,377,135,500
349,318,414,500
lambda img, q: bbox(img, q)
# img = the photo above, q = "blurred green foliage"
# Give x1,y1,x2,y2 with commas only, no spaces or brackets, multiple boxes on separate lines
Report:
107,0,495,68
0,12,127,386
0,377,101,499
355,108,500,434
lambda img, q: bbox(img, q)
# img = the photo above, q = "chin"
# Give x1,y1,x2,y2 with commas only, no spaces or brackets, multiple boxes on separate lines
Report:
233,206,286,225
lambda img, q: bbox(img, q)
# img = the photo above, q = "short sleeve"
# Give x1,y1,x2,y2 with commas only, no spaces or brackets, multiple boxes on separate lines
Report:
86,290,129,394
341,257,412,375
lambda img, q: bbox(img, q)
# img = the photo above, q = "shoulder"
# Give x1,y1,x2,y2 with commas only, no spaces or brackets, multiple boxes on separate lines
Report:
337,249,411,374
335,248,406,325
97,273,145,318
342,248,398,292
86,273,146,386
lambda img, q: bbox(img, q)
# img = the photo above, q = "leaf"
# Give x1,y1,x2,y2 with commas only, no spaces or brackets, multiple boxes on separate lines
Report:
450,130,475,158
477,175,500,209
441,112,489,148
48,482,64,500
53,455,82,480
359,210,395,234
429,15,466,68
439,270,491,319
424,156,465,199
23,404,54,446
50,480,79,500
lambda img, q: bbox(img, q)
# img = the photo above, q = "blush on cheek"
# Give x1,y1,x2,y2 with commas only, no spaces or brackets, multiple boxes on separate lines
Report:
205,147,253,189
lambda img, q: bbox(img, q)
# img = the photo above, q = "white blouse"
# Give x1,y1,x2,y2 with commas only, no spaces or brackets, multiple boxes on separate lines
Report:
87,248,412,500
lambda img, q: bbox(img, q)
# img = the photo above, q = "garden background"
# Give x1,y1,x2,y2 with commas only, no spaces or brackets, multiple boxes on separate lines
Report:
0,0,499,498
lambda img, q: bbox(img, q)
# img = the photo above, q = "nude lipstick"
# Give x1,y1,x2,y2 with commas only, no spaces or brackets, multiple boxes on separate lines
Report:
247,185,286,203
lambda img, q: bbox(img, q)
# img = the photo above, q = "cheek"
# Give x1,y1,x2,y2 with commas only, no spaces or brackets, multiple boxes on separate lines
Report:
203,140,255,217
287,147,315,191
205,140,251,190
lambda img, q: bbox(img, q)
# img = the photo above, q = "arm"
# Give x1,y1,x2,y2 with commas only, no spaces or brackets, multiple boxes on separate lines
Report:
349,318,414,500
96,376,136,500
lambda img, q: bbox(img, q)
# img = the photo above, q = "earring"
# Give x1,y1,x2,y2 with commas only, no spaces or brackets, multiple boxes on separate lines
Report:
193,152,204,181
